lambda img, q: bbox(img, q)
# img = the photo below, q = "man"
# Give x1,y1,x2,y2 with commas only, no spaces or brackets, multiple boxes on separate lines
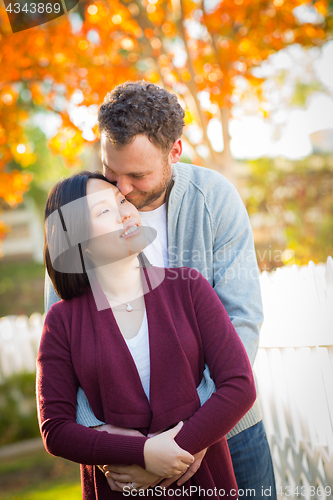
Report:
45,81,276,497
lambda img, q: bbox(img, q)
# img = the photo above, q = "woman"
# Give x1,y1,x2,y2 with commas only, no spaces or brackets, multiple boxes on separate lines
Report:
37,171,256,499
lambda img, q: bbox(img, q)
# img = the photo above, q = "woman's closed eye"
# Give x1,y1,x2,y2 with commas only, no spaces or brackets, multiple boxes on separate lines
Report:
98,208,110,216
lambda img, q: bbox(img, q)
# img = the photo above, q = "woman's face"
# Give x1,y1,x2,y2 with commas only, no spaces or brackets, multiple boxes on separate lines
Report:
85,178,147,266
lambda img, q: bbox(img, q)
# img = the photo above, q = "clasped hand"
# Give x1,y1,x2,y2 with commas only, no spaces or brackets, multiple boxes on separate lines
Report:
95,421,206,492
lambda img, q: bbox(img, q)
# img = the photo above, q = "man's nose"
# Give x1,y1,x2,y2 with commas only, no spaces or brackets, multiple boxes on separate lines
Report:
116,176,133,196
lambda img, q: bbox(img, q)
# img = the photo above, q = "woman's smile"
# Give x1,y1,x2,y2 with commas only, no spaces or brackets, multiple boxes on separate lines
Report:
120,224,140,239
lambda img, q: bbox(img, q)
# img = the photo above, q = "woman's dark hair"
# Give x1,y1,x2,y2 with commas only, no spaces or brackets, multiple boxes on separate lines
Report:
44,171,108,300
45,171,150,301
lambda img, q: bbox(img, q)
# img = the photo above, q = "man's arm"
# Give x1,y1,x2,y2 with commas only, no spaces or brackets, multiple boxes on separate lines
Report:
186,176,263,438
211,181,263,366
44,269,61,313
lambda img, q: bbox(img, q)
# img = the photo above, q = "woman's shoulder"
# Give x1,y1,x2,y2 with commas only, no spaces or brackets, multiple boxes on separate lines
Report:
45,291,89,324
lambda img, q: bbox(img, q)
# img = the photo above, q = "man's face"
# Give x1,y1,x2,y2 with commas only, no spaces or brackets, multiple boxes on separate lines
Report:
100,134,182,211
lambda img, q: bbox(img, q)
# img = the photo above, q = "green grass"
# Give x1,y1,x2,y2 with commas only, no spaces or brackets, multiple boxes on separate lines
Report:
2,483,82,500
0,260,45,317
0,448,81,500
1,484,82,500
10,483,82,499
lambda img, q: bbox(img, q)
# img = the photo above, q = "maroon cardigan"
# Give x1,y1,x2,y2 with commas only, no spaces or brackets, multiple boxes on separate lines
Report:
37,267,256,499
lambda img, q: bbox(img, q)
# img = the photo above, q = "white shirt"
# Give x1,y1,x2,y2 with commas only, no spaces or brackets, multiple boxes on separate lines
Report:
139,203,168,268
125,204,168,402
125,310,150,401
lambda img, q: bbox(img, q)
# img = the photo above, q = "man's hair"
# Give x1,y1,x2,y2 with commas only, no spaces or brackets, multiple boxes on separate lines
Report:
98,81,185,151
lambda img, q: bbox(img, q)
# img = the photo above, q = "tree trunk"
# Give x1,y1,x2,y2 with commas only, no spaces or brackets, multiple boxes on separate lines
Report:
205,108,238,189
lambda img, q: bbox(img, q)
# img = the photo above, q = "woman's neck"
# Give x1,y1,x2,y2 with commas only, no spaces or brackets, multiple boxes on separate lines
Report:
93,254,142,303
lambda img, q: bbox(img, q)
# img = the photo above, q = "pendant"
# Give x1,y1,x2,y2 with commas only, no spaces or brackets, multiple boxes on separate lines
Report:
126,303,133,312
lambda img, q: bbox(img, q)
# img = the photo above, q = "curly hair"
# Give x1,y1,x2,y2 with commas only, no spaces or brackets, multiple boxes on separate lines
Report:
98,81,185,151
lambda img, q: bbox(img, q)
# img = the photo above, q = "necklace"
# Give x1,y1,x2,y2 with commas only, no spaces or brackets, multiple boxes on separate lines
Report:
104,284,142,312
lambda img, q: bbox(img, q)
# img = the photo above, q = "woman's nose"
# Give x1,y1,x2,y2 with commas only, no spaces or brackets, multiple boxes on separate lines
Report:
115,211,123,225
119,206,131,224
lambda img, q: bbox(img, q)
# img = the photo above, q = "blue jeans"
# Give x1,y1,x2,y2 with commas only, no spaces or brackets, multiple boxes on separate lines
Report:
227,421,277,499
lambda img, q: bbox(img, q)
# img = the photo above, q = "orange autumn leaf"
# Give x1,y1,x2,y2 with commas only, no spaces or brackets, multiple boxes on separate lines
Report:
0,171,32,206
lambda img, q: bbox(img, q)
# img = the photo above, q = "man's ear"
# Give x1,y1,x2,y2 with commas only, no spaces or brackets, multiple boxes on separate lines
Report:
169,139,182,164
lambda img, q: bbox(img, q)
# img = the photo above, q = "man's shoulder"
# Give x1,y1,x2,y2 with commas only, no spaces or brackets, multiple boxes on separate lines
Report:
174,162,237,197
173,162,241,213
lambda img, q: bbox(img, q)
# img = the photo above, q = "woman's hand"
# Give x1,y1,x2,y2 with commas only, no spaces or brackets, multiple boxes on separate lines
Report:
103,464,161,492
144,422,194,478
158,447,208,488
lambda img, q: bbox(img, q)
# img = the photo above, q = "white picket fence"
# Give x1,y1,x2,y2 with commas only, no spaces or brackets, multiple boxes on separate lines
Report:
255,257,333,499
0,312,43,379
0,258,332,497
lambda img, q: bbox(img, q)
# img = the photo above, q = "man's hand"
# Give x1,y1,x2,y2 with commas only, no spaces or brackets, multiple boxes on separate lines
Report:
93,423,144,437
158,448,208,489
94,424,159,491
103,464,161,492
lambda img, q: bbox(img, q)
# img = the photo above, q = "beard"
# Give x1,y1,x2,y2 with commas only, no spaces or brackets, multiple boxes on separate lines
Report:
126,161,173,210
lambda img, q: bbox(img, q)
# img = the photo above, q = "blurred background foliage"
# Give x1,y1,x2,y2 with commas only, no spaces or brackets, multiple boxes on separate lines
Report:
244,155,333,267
0,260,44,317
0,372,39,446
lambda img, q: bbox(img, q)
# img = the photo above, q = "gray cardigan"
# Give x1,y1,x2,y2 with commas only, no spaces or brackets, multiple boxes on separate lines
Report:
44,162,263,438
